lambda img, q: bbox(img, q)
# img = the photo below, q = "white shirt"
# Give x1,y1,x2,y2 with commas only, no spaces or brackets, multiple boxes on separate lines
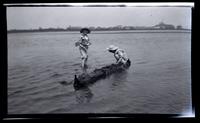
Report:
80,35,90,46
114,49,129,64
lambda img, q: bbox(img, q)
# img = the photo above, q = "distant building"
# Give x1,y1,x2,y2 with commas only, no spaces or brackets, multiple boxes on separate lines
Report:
116,25,123,29
153,22,175,30
176,25,183,30
124,26,134,30
89,26,96,30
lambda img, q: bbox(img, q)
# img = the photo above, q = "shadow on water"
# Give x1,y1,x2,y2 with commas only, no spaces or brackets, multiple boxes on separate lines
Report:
75,87,93,104
110,70,129,90
82,66,88,73
74,65,94,104
74,64,130,104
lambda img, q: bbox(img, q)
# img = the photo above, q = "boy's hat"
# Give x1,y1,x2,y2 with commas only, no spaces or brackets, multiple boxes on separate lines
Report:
80,28,91,33
107,45,118,51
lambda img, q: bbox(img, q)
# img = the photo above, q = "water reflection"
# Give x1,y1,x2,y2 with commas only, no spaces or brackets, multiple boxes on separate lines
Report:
75,87,93,104
82,65,89,73
110,70,128,90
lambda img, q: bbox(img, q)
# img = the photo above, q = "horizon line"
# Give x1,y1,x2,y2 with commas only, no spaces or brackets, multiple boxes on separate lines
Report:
7,25,190,31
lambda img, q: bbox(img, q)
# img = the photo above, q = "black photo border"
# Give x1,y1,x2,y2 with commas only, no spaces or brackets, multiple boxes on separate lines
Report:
0,0,198,120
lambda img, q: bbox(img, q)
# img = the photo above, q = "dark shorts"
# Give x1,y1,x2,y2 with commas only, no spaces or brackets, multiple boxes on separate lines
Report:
126,59,131,66
119,59,131,69
124,59,131,68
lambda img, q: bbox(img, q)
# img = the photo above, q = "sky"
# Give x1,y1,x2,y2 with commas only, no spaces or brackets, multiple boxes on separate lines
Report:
7,7,192,30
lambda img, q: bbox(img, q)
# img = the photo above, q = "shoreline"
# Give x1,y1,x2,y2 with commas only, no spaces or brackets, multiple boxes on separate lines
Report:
7,29,191,34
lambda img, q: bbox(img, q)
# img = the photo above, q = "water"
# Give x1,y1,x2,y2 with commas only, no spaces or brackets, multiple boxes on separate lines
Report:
8,30,191,114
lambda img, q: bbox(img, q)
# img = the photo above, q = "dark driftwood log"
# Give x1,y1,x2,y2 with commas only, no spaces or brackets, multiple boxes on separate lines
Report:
73,62,131,90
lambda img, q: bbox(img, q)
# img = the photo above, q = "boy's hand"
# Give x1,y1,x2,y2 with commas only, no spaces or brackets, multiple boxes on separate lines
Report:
75,42,80,47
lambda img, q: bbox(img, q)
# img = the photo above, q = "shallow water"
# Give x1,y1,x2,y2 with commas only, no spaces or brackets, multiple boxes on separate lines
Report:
8,30,191,114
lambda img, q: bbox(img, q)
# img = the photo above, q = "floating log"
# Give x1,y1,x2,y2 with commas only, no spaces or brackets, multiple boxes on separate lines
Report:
73,60,131,90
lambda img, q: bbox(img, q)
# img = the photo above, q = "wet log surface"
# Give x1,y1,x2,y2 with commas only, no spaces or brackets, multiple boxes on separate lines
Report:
73,63,131,90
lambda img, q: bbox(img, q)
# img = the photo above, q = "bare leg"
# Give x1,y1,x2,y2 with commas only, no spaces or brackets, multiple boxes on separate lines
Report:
84,55,88,68
79,47,88,68
81,58,86,68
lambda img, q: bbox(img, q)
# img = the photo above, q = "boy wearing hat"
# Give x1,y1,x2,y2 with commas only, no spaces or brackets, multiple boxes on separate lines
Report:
107,45,131,68
75,28,91,68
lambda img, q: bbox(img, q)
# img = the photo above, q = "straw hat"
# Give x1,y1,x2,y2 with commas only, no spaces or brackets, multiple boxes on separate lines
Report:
80,28,91,34
107,45,118,51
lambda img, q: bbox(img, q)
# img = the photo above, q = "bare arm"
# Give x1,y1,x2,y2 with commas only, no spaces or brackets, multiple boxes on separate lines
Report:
75,36,82,47
116,58,123,64
115,51,124,64
86,36,91,46
78,36,83,43
88,41,92,45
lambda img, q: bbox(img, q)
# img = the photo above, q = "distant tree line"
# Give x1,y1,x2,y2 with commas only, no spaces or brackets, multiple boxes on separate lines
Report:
8,22,189,33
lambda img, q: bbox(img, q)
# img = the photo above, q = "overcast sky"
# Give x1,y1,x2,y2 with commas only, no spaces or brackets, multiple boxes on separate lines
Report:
7,7,192,30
